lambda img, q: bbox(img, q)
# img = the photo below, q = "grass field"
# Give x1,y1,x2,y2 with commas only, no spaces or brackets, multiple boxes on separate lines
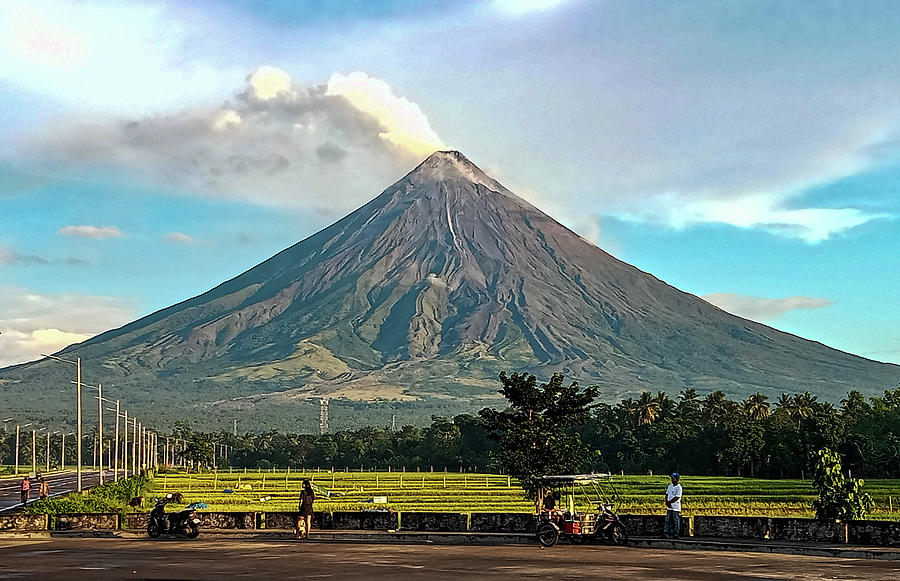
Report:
150,469,900,520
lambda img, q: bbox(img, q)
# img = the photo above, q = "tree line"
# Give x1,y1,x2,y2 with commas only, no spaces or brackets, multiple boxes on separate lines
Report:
5,378,900,480
155,380,900,480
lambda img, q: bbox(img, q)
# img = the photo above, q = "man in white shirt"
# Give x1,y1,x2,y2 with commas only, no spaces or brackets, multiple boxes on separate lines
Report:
664,473,682,538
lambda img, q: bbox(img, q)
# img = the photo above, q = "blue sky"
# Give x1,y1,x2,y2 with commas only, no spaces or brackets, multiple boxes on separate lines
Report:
1,0,899,370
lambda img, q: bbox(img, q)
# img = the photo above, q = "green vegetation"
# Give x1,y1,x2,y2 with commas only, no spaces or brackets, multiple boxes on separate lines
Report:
24,474,152,516
812,448,873,520
479,372,599,497
149,470,900,520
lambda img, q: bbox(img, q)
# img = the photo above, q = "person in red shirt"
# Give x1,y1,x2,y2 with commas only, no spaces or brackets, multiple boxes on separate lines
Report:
20,476,31,506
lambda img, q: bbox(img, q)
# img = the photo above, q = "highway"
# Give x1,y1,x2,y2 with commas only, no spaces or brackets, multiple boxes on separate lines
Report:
0,470,117,512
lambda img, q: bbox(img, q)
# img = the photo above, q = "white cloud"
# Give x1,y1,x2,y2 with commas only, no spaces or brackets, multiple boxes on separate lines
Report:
703,293,833,322
58,225,123,239
248,66,292,101
164,232,202,244
326,71,446,157
0,285,134,367
491,0,569,16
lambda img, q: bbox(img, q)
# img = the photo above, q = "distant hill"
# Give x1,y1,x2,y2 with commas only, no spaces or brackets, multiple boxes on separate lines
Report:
2,151,897,429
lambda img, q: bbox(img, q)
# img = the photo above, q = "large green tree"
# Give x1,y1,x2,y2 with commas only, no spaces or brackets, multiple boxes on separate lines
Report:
479,372,599,497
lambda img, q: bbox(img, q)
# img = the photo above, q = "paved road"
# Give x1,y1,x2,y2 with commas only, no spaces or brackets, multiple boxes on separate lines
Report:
0,470,116,512
0,538,895,580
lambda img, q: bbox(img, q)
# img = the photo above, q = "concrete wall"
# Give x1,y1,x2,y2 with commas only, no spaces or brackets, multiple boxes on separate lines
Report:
470,512,536,533
0,514,47,531
400,512,468,532
55,513,119,530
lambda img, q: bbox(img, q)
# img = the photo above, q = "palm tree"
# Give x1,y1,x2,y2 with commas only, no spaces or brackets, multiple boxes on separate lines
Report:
653,391,675,419
792,391,818,421
702,390,731,426
634,391,661,426
743,392,770,420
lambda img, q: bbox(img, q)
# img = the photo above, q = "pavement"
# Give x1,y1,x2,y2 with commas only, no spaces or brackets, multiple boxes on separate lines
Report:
0,470,116,513
1,537,898,580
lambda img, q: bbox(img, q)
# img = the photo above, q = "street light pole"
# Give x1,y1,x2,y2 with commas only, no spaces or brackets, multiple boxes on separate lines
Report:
42,353,83,491
45,431,50,471
123,409,128,478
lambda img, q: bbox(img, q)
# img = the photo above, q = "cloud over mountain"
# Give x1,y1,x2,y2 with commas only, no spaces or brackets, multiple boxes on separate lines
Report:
27,68,445,216
703,293,833,322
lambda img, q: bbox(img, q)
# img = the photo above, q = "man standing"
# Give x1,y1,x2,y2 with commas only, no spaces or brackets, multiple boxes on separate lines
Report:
664,473,682,538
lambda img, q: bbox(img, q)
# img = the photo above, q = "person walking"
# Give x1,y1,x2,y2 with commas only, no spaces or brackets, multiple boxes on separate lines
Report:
663,473,682,538
296,479,316,540
38,477,50,500
20,476,31,506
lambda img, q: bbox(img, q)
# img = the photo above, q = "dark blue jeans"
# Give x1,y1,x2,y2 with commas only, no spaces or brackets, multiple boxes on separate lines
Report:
664,510,680,537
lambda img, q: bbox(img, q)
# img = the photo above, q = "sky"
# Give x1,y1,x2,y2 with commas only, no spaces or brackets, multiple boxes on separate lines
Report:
1,0,899,369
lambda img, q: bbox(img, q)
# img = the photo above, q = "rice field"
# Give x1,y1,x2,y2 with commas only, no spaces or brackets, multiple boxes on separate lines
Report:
150,470,900,520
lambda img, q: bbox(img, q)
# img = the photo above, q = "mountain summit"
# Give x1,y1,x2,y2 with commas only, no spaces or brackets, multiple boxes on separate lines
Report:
2,151,897,425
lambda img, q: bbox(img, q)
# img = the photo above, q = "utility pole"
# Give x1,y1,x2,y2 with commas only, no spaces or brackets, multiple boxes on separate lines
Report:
97,384,103,484
31,428,36,474
233,419,237,437
61,431,65,470
122,409,128,478
113,400,120,482
45,431,51,471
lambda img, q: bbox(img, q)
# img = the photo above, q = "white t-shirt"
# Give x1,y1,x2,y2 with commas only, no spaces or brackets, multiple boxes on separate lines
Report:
666,483,683,512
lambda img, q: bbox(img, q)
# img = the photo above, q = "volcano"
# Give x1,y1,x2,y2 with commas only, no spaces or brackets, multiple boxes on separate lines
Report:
2,151,897,425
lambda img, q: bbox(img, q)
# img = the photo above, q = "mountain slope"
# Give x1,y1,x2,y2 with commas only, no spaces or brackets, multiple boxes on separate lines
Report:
2,151,897,425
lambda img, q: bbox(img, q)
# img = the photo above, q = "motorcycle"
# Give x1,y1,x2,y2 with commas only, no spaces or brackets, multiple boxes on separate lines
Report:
147,493,201,539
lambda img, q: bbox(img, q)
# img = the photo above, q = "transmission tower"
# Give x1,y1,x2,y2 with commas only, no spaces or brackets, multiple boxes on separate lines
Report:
319,398,329,435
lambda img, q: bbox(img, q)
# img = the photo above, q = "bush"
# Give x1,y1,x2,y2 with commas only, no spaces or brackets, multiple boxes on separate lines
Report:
812,448,874,520
25,474,152,516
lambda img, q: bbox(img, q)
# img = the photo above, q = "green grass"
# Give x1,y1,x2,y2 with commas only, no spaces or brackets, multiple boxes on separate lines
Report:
149,470,900,520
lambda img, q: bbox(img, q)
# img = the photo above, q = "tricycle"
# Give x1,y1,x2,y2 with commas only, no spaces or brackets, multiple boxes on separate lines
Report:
535,473,628,547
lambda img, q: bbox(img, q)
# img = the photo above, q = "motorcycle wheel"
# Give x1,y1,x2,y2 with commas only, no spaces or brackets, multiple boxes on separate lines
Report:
536,523,559,547
185,522,200,539
607,522,628,546
147,521,161,539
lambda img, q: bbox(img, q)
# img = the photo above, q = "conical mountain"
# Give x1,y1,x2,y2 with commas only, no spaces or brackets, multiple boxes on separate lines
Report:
2,151,897,426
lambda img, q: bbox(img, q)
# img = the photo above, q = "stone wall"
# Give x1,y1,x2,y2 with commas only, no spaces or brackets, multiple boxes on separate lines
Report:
847,520,900,546
470,512,536,533
400,512,468,532
197,512,256,529
0,514,47,531
619,514,690,536
332,511,398,530
55,513,119,530
261,512,332,530
694,516,769,539
770,518,845,543
125,513,149,530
